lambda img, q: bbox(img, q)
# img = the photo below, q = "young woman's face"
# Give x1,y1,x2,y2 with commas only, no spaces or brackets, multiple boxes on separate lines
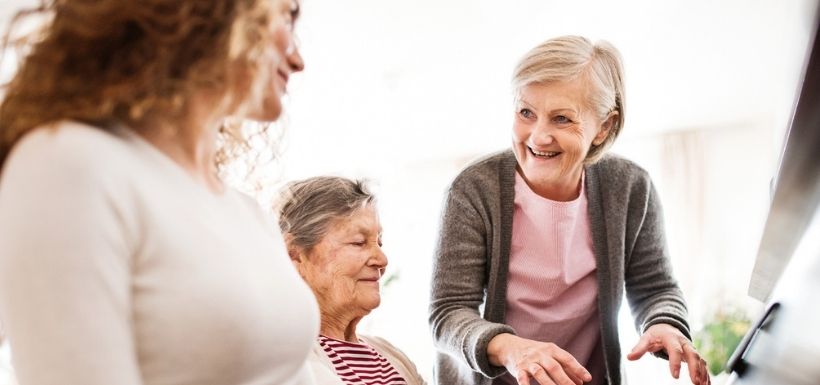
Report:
248,0,304,121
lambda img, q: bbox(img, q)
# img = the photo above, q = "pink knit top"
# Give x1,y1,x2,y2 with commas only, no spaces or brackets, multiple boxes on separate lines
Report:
495,171,604,385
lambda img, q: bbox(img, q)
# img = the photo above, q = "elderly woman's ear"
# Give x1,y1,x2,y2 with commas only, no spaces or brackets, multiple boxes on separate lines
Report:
593,111,619,146
283,233,305,265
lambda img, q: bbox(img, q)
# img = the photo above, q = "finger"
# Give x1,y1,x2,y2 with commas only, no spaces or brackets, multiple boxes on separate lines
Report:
529,363,558,385
702,359,711,385
695,361,706,385
551,347,592,382
699,360,710,384
664,337,683,379
626,335,651,361
517,369,533,385
540,358,578,385
564,368,584,385
706,366,712,385
681,343,700,383
691,361,704,385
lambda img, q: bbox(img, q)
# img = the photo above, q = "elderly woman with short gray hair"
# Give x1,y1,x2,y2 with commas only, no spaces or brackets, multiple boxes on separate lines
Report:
429,36,710,385
278,176,426,385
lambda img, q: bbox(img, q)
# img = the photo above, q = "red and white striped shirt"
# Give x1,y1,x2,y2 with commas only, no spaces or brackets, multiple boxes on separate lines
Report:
318,335,408,385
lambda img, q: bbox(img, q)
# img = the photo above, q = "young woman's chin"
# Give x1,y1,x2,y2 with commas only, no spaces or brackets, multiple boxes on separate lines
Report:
245,96,283,122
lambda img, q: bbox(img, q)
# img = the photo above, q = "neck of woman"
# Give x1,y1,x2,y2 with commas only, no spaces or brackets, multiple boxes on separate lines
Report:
320,312,364,343
523,167,584,202
132,91,226,194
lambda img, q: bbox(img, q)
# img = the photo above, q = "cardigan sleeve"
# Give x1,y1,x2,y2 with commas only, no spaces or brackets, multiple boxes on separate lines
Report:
429,180,515,378
623,180,691,344
0,131,142,385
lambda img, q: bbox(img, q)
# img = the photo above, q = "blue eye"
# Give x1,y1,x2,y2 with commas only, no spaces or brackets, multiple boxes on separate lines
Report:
553,115,572,124
519,108,535,119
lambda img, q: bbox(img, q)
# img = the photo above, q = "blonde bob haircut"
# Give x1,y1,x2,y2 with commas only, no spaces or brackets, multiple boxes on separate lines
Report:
0,0,287,173
512,35,625,164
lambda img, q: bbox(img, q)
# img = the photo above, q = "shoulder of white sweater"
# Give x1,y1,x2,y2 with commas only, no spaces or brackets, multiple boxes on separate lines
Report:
4,121,139,182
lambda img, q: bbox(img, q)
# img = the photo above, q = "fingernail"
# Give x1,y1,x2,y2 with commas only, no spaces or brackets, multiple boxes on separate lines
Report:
674,368,680,378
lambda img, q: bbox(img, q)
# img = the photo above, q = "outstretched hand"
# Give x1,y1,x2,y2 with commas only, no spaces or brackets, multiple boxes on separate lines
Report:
627,323,711,385
488,333,593,385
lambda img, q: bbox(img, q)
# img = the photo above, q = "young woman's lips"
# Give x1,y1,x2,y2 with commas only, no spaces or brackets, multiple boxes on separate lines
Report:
277,69,289,86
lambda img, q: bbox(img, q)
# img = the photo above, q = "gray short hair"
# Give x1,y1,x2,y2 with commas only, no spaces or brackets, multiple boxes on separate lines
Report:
277,176,375,252
512,35,625,164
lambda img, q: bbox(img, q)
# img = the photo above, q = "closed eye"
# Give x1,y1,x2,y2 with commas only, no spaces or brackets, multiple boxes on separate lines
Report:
281,1,300,31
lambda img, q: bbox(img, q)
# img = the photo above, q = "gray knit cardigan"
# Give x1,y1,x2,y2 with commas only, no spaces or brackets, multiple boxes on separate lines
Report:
429,150,690,385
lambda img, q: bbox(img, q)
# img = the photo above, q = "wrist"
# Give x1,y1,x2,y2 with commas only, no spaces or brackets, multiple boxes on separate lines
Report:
487,333,515,367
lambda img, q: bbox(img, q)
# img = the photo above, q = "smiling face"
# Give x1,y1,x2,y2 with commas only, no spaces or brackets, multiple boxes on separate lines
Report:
512,78,615,200
294,204,387,321
247,0,304,121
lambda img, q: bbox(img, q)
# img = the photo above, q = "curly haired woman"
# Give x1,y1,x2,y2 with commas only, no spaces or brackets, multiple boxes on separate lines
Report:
0,1,317,384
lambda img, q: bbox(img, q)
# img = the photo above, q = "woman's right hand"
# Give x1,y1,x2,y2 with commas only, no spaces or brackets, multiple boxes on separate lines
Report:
487,333,592,385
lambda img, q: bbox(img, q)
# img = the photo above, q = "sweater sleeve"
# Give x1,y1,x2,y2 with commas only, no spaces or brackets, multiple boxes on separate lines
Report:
0,131,142,385
429,181,514,378
624,180,691,345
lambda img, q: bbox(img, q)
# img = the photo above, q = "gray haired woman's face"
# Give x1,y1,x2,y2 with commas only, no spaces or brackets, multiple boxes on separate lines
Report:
293,204,387,319
511,78,614,199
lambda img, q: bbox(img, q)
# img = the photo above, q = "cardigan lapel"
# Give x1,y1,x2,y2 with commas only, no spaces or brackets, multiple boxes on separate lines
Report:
485,151,519,324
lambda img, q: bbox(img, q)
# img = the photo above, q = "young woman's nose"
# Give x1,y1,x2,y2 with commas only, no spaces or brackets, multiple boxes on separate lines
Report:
286,37,304,72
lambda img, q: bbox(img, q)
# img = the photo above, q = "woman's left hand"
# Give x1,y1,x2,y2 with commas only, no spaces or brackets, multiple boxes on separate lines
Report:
626,323,711,385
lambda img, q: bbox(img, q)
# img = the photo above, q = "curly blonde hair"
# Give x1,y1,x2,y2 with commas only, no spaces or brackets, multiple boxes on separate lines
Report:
0,0,285,172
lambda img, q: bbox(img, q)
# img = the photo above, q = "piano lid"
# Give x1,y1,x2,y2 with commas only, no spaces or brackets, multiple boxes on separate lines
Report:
748,2,820,301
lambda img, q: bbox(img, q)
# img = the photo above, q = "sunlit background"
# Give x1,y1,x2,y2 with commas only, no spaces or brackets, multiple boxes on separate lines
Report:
1,0,818,384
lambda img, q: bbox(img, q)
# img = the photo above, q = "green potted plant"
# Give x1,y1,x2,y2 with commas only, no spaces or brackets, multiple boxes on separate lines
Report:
693,308,751,377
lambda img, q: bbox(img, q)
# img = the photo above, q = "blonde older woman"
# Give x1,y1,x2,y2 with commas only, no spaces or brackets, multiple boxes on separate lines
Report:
430,36,711,385
278,177,426,385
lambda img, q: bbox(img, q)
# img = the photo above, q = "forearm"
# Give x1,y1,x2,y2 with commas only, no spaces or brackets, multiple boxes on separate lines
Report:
626,182,690,339
430,303,514,376
430,183,514,376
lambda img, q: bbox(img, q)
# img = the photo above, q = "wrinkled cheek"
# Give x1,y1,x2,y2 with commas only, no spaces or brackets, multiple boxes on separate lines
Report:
558,156,573,177
560,132,586,172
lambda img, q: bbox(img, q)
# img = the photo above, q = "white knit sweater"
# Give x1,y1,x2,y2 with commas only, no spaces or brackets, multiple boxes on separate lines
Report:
0,121,319,385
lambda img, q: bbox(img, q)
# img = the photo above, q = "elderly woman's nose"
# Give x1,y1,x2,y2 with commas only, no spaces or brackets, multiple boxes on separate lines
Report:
369,247,388,268
530,123,555,145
